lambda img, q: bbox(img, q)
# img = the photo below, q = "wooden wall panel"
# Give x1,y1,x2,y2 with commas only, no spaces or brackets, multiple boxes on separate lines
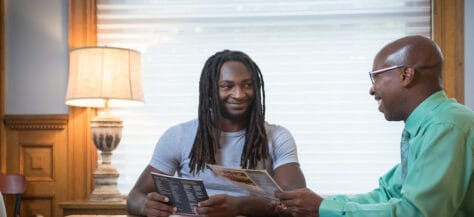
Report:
4,115,67,217
67,0,98,201
433,0,465,103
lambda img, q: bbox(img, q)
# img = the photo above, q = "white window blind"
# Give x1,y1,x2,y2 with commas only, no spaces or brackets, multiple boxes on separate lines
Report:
97,0,430,195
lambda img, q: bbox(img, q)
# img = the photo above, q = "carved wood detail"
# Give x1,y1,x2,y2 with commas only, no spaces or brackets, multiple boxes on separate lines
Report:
4,115,67,130
22,144,54,181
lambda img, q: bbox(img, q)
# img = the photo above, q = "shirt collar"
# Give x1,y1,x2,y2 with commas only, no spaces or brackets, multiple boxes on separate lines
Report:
404,90,448,135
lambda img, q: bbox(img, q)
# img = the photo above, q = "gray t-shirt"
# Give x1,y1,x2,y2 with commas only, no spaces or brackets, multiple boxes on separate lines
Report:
149,119,299,196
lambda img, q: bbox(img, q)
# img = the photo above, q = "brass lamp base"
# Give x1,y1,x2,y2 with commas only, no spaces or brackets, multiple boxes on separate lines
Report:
89,114,123,201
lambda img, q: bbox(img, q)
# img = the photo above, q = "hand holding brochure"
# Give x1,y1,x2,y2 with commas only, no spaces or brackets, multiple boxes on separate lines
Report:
151,172,209,216
207,164,283,200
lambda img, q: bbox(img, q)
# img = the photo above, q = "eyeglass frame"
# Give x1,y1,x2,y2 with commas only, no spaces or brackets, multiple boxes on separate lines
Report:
368,65,406,84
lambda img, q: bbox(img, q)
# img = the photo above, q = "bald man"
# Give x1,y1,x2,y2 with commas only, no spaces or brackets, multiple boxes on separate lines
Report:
275,35,474,217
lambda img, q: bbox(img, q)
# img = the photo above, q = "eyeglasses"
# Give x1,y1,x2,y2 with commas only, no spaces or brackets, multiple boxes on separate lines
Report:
368,65,405,84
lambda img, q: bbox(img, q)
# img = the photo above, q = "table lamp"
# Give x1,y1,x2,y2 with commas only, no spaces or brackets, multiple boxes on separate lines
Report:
65,46,144,201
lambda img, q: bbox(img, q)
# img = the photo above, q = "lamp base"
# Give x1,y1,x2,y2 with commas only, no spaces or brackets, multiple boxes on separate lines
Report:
89,162,122,201
89,114,123,201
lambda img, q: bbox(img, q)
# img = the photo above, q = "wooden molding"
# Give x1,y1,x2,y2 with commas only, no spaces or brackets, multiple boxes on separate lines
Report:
432,0,465,103
4,115,67,130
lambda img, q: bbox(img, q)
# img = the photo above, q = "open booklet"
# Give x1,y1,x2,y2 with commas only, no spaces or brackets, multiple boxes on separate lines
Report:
206,164,283,201
151,172,209,216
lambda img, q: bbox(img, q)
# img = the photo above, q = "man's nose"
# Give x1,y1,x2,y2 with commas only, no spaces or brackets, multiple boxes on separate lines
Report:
232,86,246,98
369,85,375,96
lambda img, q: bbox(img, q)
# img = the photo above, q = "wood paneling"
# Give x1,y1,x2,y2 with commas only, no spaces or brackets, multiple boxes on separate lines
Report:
68,0,98,201
433,0,465,103
4,115,68,217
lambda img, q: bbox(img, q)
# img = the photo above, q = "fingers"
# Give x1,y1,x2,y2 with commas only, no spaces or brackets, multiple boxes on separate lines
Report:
275,190,301,200
198,194,226,207
275,188,312,200
195,206,227,217
275,189,323,217
147,192,170,203
279,197,301,207
143,192,177,217
196,194,239,217
275,191,291,200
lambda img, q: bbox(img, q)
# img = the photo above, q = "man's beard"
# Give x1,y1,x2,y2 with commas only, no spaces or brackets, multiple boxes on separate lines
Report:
219,105,252,121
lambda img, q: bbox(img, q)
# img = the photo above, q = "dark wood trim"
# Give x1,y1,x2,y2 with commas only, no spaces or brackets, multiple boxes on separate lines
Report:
432,0,465,103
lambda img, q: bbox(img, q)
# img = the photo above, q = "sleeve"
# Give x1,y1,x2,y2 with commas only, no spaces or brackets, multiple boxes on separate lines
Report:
319,124,472,217
149,125,182,175
268,125,299,170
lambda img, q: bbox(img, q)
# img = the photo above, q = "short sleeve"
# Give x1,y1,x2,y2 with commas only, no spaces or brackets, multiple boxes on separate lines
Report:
267,124,299,169
149,125,182,175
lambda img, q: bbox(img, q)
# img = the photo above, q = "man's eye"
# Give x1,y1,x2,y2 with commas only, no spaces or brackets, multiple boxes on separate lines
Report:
243,83,252,88
220,85,232,89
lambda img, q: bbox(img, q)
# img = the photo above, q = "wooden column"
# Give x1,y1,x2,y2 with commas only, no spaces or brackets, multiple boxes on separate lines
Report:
433,0,465,103
67,0,98,201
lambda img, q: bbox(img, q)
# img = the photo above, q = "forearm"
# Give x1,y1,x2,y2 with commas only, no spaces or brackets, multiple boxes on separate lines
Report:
320,197,421,217
126,190,147,216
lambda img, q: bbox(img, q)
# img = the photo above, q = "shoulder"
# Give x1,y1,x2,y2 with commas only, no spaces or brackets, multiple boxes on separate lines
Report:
264,121,295,142
431,100,474,132
264,122,293,135
165,119,198,134
158,119,198,144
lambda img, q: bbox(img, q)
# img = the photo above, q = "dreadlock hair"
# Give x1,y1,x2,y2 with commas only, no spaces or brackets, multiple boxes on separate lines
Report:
188,50,268,174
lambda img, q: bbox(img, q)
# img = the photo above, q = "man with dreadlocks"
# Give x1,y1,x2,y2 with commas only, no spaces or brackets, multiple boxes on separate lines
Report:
127,50,306,217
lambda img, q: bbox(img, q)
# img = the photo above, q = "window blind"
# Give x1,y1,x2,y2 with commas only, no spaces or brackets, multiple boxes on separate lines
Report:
96,0,430,195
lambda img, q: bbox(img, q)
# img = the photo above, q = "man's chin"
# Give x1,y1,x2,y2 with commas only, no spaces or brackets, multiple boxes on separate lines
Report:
383,112,402,122
221,110,248,121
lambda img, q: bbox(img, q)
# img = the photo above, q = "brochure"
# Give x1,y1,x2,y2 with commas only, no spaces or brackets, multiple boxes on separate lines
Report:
206,164,283,200
151,172,209,216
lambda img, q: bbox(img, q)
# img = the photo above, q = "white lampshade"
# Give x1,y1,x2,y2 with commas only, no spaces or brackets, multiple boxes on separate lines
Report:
65,46,144,108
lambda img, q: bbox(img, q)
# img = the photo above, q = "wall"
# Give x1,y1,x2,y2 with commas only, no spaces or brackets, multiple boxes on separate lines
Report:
6,0,68,114
465,0,474,109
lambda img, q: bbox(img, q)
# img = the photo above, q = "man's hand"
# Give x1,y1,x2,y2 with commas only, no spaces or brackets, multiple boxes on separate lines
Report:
275,188,323,217
142,192,177,217
195,194,240,217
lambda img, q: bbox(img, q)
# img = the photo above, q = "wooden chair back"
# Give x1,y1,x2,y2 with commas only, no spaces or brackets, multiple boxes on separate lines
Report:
0,174,27,217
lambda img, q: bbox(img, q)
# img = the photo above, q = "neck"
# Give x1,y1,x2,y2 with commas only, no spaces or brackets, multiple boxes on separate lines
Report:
218,117,247,132
403,87,441,122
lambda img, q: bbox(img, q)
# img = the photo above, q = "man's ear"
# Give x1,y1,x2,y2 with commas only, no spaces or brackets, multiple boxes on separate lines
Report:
401,66,415,87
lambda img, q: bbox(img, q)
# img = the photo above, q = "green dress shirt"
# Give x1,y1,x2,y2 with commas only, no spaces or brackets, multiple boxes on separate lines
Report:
319,91,474,217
